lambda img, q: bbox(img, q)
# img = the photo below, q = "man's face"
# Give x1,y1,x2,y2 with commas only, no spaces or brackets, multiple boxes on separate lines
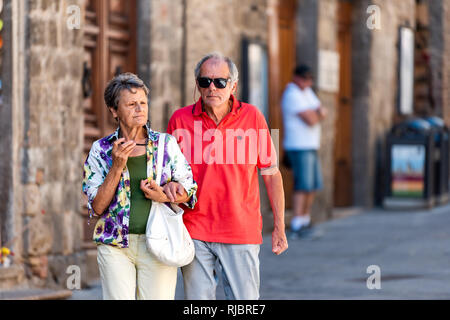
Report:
294,76,313,90
197,58,237,109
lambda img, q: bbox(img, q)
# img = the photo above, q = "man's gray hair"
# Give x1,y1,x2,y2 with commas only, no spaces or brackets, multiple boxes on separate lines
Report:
104,72,149,110
194,52,239,83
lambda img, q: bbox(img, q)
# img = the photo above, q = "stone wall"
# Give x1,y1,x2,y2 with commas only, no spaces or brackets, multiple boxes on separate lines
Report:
16,0,85,289
147,0,184,132
183,0,269,109
294,0,338,223
351,0,374,207
441,0,450,124
352,0,416,207
315,0,338,222
413,0,450,124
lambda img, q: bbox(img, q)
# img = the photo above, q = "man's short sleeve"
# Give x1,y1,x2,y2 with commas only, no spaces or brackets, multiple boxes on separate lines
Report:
256,112,278,175
281,84,318,115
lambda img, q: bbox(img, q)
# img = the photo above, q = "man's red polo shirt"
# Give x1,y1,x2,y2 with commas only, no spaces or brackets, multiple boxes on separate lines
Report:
167,95,277,244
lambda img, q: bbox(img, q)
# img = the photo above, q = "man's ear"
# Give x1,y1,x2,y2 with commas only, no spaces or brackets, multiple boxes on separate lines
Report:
231,81,238,94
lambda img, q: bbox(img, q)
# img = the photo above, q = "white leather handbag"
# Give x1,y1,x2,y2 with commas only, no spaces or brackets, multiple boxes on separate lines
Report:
145,133,195,267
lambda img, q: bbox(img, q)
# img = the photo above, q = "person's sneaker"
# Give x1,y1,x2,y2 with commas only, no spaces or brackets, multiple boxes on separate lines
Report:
287,229,300,240
288,224,311,240
297,225,314,238
289,224,323,240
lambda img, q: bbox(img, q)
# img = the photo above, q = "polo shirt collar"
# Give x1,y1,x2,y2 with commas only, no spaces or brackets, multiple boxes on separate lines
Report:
193,94,241,116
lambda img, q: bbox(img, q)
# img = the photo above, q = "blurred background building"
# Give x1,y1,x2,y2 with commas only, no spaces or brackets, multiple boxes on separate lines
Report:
1,0,450,293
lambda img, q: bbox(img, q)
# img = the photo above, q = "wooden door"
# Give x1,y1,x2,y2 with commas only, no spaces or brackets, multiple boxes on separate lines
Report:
268,0,297,209
82,0,137,246
333,0,353,207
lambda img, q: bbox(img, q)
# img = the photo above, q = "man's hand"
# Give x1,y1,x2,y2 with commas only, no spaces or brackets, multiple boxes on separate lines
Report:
162,182,185,203
317,106,328,119
140,179,169,202
272,227,288,255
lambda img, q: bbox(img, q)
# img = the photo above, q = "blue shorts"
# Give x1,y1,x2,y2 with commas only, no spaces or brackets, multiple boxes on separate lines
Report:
286,150,323,192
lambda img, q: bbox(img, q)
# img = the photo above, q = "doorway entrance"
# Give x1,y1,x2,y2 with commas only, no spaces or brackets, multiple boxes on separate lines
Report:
333,0,353,207
268,0,297,210
82,0,137,246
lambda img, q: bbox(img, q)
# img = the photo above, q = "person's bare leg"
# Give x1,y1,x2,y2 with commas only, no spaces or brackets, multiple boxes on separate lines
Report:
301,192,315,227
293,191,307,217
290,192,309,232
303,192,315,216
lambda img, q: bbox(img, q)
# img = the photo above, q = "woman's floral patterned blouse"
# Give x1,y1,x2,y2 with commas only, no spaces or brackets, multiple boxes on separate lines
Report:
82,124,197,248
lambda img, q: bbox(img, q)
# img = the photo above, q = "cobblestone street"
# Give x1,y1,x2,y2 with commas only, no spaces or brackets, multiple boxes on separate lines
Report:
69,203,450,300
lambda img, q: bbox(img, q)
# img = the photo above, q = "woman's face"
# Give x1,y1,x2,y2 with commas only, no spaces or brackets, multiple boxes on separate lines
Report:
110,88,148,129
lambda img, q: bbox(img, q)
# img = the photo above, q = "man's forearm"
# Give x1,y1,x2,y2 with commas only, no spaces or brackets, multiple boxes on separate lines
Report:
262,170,286,230
174,190,190,204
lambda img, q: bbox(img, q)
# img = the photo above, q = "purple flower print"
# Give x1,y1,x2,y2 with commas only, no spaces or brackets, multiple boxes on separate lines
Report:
99,138,111,152
161,171,169,185
109,195,118,209
103,218,114,237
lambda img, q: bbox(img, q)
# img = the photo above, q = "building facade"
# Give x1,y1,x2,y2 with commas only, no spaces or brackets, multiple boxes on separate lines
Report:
0,0,449,292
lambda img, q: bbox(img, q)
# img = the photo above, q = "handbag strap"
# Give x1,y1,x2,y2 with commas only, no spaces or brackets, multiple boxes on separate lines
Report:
155,133,166,185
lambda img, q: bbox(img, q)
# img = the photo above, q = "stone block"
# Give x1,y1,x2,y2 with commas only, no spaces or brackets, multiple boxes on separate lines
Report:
23,183,41,216
61,211,75,255
29,18,47,46
48,19,58,47
28,255,48,279
36,168,45,185
26,216,53,256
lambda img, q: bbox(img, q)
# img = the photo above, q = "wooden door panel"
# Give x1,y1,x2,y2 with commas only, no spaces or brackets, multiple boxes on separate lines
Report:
82,0,137,246
334,0,353,207
269,0,297,210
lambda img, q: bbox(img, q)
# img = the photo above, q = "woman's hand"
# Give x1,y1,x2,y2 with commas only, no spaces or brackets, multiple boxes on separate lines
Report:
140,179,170,203
112,138,136,170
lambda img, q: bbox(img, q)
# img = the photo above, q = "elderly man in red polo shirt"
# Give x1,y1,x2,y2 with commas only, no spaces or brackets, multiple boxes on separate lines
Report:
167,52,288,300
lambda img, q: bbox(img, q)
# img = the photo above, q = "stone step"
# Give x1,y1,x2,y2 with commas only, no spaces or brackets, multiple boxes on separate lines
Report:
0,288,73,300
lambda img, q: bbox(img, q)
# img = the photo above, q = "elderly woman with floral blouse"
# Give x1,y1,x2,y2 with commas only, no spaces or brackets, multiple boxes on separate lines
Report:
82,73,197,300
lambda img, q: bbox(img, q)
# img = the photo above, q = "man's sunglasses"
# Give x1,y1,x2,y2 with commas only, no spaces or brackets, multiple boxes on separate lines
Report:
197,77,231,89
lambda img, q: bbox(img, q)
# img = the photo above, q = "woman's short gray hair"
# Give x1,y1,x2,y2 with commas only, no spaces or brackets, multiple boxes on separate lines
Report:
104,72,149,110
194,52,239,83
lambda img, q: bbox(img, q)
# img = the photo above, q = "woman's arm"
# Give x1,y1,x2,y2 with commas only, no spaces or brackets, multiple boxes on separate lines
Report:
91,165,123,215
91,138,136,215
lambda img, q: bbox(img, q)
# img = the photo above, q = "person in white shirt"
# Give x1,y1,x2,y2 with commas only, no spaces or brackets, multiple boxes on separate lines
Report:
281,65,327,237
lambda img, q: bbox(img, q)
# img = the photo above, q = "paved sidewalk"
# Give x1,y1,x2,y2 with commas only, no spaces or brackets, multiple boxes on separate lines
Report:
70,203,450,300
